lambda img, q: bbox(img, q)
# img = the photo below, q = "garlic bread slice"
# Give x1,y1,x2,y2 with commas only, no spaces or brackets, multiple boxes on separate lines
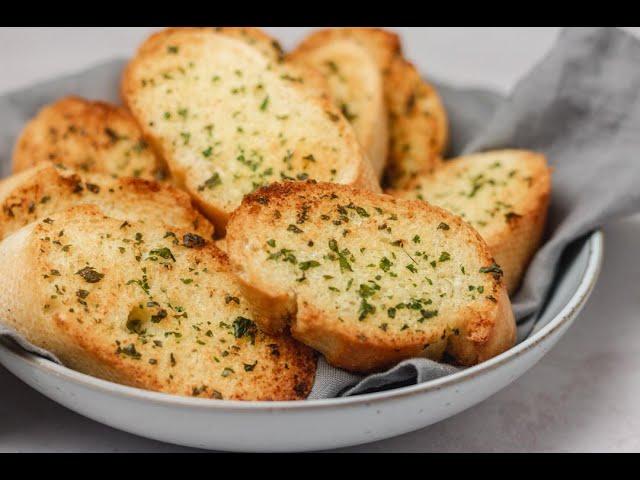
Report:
122,28,378,233
226,182,516,373
13,96,168,181
289,37,389,178
392,150,552,293
291,28,449,188
385,57,448,188
0,205,316,400
0,162,214,241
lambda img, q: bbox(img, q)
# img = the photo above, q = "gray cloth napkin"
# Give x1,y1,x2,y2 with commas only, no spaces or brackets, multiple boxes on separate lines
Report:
1,27,639,400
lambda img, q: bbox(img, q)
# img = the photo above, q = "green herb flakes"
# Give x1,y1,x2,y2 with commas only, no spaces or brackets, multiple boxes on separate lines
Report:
76,267,104,284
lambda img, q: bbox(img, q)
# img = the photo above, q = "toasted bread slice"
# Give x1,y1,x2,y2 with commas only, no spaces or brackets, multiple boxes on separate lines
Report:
122,28,379,234
13,96,169,181
226,182,516,373
391,150,552,293
384,57,448,188
0,162,214,241
289,38,389,179
0,205,316,400
292,29,448,188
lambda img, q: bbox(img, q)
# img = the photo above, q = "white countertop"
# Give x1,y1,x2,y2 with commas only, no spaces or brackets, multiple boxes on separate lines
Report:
1,27,639,453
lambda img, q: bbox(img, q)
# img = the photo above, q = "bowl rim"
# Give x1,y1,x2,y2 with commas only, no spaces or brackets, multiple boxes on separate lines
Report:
0,230,604,412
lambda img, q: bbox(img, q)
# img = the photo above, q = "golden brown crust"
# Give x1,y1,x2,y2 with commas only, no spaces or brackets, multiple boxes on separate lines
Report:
446,288,516,365
227,181,516,373
122,28,379,234
0,162,214,241
0,205,316,400
392,150,552,293
12,96,168,181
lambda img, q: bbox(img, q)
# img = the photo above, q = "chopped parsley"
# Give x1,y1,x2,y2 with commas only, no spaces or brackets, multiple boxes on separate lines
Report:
76,267,104,284
480,262,504,279
198,173,222,191
380,257,393,272
117,343,141,360
148,247,176,262
232,317,257,341
299,260,321,271
244,361,258,372
328,239,353,273
183,233,206,249
439,252,451,263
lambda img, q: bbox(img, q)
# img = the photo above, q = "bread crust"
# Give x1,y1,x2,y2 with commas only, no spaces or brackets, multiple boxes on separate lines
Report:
0,205,316,400
122,28,380,234
392,150,552,293
0,162,214,241
446,287,516,365
13,96,168,181
226,181,516,373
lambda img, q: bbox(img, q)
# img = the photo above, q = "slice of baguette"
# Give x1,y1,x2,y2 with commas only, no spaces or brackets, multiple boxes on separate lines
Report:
291,28,449,188
122,28,379,234
384,57,448,188
289,37,389,179
0,162,214,241
226,181,516,373
13,96,169,181
391,150,552,293
0,205,316,400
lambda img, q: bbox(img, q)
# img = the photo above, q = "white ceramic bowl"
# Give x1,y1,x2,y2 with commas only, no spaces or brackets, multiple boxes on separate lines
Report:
0,231,603,452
